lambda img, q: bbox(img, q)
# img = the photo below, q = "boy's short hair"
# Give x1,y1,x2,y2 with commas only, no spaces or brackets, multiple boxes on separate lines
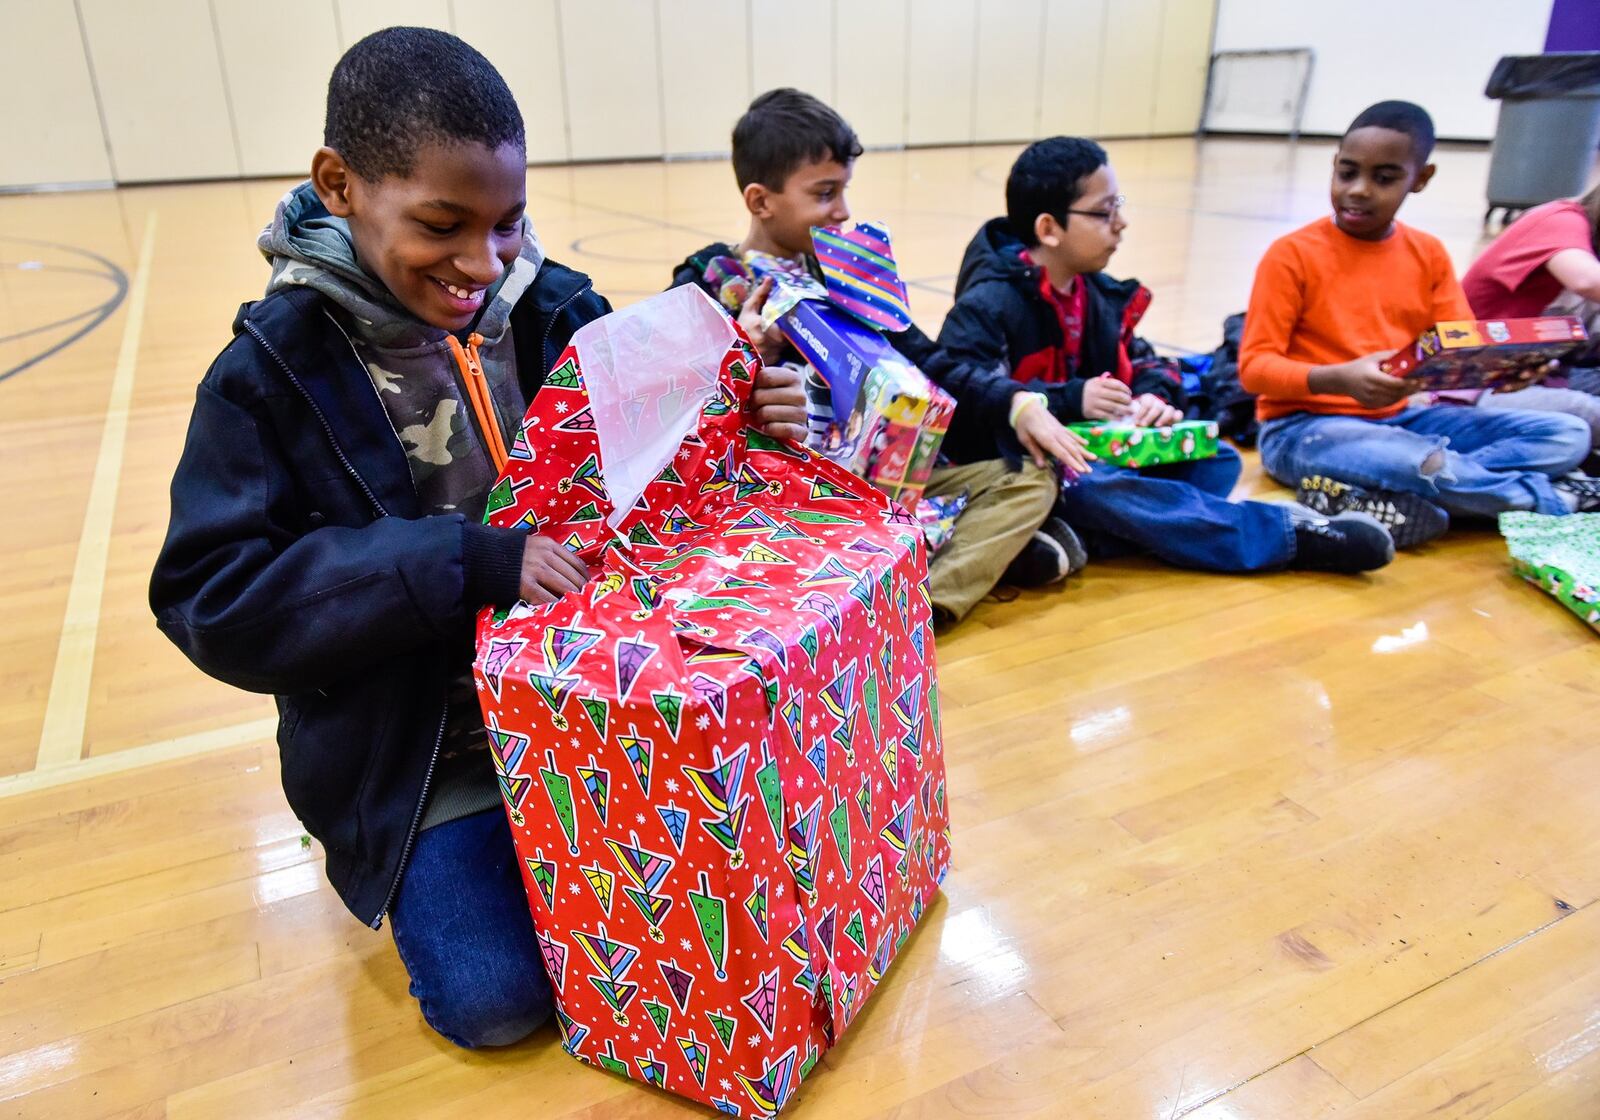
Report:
1345,100,1435,164
324,27,525,181
1005,136,1108,247
731,89,863,191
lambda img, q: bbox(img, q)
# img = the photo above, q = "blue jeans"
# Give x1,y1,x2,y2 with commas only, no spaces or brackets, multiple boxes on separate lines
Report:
1055,443,1296,572
1258,407,1589,518
389,807,553,1048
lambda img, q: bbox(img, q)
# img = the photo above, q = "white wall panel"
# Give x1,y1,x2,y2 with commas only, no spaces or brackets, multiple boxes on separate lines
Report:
1038,0,1106,138
906,0,977,145
1097,0,1162,136
1211,0,1552,140
0,0,112,187
750,0,835,103
455,0,571,162
835,0,909,147
212,0,342,177
78,0,241,183
659,0,750,155
334,0,452,45
1150,0,1214,135
974,0,1046,143
559,0,664,160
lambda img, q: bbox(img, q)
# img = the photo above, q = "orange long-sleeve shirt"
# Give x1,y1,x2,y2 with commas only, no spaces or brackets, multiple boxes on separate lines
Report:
1239,216,1472,421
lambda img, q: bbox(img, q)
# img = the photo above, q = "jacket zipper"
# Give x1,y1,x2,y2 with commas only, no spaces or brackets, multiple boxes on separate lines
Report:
243,320,389,520
538,281,591,378
373,701,449,928
244,313,450,929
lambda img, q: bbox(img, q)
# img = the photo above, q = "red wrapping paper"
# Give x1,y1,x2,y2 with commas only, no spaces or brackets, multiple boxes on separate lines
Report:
473,288,951,1115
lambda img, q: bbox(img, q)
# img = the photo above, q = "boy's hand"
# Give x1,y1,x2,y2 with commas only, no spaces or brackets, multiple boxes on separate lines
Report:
737,277,785,366
1014,398,1096,475
751,362,808,443
1081,374,1133,420
1312,351,1408,408
1128,393,1183,427
519,536,589,605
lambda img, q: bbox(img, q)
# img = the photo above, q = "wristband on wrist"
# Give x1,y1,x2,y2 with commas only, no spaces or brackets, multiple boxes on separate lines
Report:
1009,391,1049,428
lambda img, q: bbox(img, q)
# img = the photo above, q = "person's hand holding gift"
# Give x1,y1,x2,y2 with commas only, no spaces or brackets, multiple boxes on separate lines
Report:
519,536,590,605
1012,392,1096,476
736,276,786,367
1128,392,1183,427
750,361,808,443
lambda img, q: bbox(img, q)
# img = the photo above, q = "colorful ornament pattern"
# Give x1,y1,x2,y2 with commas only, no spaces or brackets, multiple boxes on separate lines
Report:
473,309,950,1114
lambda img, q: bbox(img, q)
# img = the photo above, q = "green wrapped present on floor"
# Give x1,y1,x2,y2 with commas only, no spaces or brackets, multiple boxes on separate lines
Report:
1499,511,1600,634
1066,419,1219,469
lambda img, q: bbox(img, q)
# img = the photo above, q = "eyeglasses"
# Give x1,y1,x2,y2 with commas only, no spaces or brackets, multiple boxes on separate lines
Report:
1064,195,1126,223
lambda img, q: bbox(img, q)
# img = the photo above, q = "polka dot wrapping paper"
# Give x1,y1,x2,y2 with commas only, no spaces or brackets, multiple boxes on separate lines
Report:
473,290,952,1116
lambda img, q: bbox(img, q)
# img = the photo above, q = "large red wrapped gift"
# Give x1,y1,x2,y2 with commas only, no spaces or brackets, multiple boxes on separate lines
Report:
472,286,951,1115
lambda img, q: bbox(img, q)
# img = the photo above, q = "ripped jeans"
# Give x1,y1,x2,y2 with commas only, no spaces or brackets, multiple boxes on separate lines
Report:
1258,406,1590,518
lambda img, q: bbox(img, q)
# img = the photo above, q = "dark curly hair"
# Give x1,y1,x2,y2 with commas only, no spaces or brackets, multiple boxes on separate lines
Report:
324,27,525,180
732,88,863,191
1005,136,1109,247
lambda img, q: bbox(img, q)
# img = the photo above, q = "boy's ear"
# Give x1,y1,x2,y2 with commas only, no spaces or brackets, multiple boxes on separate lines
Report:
743,182,772,219
1410,162,1437,194
311,146,357,217
1034,212,1063,248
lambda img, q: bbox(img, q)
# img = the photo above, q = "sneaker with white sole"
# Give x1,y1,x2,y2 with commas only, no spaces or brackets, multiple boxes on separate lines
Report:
1553,471,1600,512
1288,510,1395,573
1296,474,1448,549
1002,516,1087,587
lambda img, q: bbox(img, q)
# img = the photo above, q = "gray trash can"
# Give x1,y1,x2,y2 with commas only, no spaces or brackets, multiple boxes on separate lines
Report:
1484,53,1600,223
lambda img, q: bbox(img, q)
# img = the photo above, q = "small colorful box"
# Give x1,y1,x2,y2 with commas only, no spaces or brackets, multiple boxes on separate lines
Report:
1381,317,1588,391
1500,511,1600,634
1066,419,1219,469
783,298,954,507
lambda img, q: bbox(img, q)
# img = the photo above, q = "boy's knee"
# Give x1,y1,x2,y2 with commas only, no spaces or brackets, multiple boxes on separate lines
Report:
1013,461,1062,517
1419,448,1447,477
421,975,554,1049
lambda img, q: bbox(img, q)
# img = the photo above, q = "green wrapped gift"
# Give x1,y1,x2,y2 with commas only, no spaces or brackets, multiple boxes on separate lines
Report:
1067,419,1219,469
1499,511,1600,634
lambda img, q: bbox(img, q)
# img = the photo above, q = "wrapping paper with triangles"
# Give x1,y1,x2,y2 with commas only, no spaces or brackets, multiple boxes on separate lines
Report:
473,287,952,1116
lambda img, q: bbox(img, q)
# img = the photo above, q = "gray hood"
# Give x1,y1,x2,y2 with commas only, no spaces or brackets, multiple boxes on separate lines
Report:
257,179,545,351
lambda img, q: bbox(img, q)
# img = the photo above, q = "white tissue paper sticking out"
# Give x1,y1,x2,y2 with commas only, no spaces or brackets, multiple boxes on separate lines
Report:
564,285,737,528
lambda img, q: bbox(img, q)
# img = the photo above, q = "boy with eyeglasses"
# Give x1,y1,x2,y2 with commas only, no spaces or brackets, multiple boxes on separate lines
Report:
937,136,1395,574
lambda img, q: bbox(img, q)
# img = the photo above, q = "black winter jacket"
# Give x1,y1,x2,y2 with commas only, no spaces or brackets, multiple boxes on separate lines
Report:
149,262,610,927
935,218,1186,463
669,241,1018,466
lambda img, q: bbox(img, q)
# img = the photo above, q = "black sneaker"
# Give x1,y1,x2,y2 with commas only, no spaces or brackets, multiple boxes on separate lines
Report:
1296,475,1448,549
1553,471,1600,512
1289,511,1395,573
1003,517,1087,587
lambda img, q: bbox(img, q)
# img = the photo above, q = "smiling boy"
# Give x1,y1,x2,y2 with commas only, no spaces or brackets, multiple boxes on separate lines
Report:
150,28,802,1049
937,137,1394,575
1242,100,1598,541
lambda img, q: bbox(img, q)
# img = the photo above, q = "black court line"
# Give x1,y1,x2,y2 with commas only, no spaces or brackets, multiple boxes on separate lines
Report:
0,239,129,384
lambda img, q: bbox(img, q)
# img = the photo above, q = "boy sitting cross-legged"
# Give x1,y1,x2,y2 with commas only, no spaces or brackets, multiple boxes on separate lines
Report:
936,137,1395,574
149,28,804,1049
1241,100,1598,544
670,88,1091,625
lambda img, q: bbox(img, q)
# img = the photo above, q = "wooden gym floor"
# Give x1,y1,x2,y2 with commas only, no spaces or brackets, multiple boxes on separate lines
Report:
2,138,1598,1118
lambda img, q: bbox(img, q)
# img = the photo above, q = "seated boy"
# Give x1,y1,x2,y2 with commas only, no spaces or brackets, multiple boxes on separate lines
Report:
149,29,804,1049
937,137,1394,574
1241,100,1597,544
669,89,1088,625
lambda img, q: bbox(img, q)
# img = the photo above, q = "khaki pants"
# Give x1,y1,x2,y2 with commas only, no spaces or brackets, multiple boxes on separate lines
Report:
922,459,1058,622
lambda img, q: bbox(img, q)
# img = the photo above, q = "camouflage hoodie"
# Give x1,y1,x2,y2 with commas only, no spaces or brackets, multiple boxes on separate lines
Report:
259,181,548,829
259,180,545,521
